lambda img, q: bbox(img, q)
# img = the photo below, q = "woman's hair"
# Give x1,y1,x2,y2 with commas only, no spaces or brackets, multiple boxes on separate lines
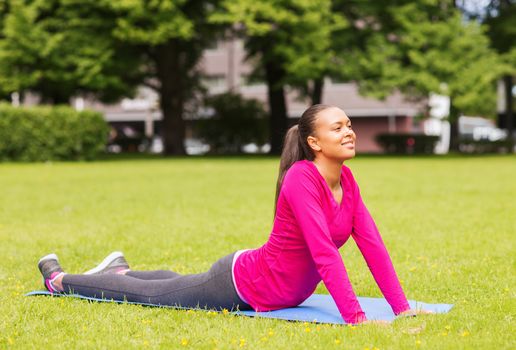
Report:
273,104,334,215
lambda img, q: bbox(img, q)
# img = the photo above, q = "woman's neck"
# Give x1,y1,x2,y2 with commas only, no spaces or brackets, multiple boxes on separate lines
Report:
312,158,343,190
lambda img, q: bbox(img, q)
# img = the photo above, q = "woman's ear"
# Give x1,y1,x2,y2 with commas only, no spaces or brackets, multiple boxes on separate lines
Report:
307,135,321,152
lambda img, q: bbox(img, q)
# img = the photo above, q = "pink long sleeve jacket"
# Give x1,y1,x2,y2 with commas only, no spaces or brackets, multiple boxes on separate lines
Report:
233,159,410,324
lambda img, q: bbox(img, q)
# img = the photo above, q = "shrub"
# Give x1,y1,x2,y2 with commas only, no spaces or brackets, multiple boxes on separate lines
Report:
0,103,109,161
375,133,440,154
195,92,268,154
459,138,512,153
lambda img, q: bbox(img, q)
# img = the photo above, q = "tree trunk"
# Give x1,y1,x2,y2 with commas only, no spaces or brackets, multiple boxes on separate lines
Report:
155,41,187,155
264,60,288,155
448,100,460,152
311,78,324,105
504,75,514,153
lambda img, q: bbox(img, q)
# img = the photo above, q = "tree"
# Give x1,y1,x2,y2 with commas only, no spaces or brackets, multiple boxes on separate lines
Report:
340,1,504,151
212,0,343,154
0,0,224,155
483,0,516,152
0,0,142,104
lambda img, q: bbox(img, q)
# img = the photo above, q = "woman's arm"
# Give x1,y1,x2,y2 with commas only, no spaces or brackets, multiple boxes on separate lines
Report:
283,167,367,324
350,175,411,315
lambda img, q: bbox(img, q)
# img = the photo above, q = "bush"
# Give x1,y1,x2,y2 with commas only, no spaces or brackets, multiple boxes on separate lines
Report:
195,92,268,154
0,103,109,161
376,133,439,154
459,138,512,153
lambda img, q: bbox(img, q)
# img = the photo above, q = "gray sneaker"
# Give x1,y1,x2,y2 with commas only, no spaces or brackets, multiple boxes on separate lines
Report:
37,253,64,292
83,252,130,275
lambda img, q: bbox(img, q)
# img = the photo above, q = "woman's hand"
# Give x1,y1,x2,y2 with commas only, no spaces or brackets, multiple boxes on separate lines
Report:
397,308,434,317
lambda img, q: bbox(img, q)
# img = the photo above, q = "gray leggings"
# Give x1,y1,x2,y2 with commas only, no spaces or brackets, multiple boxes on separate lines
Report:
62,251,252,311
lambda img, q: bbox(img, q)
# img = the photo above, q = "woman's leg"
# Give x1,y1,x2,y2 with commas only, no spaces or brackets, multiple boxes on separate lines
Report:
125,270,181,280
61,252,252,311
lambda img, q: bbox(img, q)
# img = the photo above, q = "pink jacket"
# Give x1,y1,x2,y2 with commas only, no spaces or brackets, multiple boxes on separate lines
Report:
233,160,410,323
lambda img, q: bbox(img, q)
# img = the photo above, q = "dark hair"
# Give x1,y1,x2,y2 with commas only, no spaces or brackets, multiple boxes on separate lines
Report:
273,104,334,215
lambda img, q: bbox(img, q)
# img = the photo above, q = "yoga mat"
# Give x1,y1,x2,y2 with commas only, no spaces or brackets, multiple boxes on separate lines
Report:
26,291,453,324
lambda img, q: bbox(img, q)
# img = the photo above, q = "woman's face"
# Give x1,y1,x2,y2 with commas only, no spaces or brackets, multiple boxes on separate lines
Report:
307,107,356,161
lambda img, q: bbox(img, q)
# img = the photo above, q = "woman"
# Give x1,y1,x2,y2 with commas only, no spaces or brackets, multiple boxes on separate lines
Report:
38,104,427,324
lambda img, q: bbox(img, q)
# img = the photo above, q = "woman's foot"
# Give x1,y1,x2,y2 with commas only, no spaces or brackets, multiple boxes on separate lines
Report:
83,251,130,275
37,253,65,293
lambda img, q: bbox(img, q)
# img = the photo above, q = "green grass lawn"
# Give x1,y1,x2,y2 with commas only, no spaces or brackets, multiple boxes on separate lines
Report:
0,155,514,349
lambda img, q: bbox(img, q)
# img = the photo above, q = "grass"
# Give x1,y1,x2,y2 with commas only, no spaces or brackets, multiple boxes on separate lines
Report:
0,154,514,349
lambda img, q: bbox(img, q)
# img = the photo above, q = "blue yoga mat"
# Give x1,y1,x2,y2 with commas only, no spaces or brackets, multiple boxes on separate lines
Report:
26,291,453,324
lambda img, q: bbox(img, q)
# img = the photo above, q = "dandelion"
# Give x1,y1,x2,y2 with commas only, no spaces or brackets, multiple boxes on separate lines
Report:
305,327,311,332
415,340,421,346
334,339,341,344
441,332,448,336
444,325,451,331
222,308,229,315
143,340,149,347
461,330,470,337
8,338,14,345
239,338,246,347
181,338,189,346
268,329,274,337
261,337,268,342
316,326,321,331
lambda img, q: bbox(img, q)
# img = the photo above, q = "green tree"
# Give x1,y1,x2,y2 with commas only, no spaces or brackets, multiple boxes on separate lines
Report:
484,0,516,151
212,0,343,154
0,0,224,155
106,0,224,155
0,0,142,103
340,1,504,151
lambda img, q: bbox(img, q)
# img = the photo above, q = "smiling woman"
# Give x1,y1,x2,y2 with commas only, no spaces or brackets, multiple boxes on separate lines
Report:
36,104,430,325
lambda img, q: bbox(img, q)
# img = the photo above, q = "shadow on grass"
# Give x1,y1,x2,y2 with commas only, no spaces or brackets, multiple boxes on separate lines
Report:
96,151,516,162
2,151,514,164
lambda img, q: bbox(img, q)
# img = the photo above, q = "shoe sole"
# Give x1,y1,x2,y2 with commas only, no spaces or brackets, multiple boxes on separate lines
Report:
83,251,124,275
38,253,59,265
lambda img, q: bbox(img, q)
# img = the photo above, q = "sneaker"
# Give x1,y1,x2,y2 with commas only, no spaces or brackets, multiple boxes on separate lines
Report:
83,251,130,275
38,253,65,293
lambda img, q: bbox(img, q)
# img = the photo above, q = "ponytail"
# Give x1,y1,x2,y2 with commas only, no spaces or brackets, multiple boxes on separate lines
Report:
273,104,332,216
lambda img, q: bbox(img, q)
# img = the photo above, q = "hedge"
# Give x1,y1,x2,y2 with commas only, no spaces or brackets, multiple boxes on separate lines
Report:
195,92,268,154
375,133,440,154
459,138,513,153
0,103,109,161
